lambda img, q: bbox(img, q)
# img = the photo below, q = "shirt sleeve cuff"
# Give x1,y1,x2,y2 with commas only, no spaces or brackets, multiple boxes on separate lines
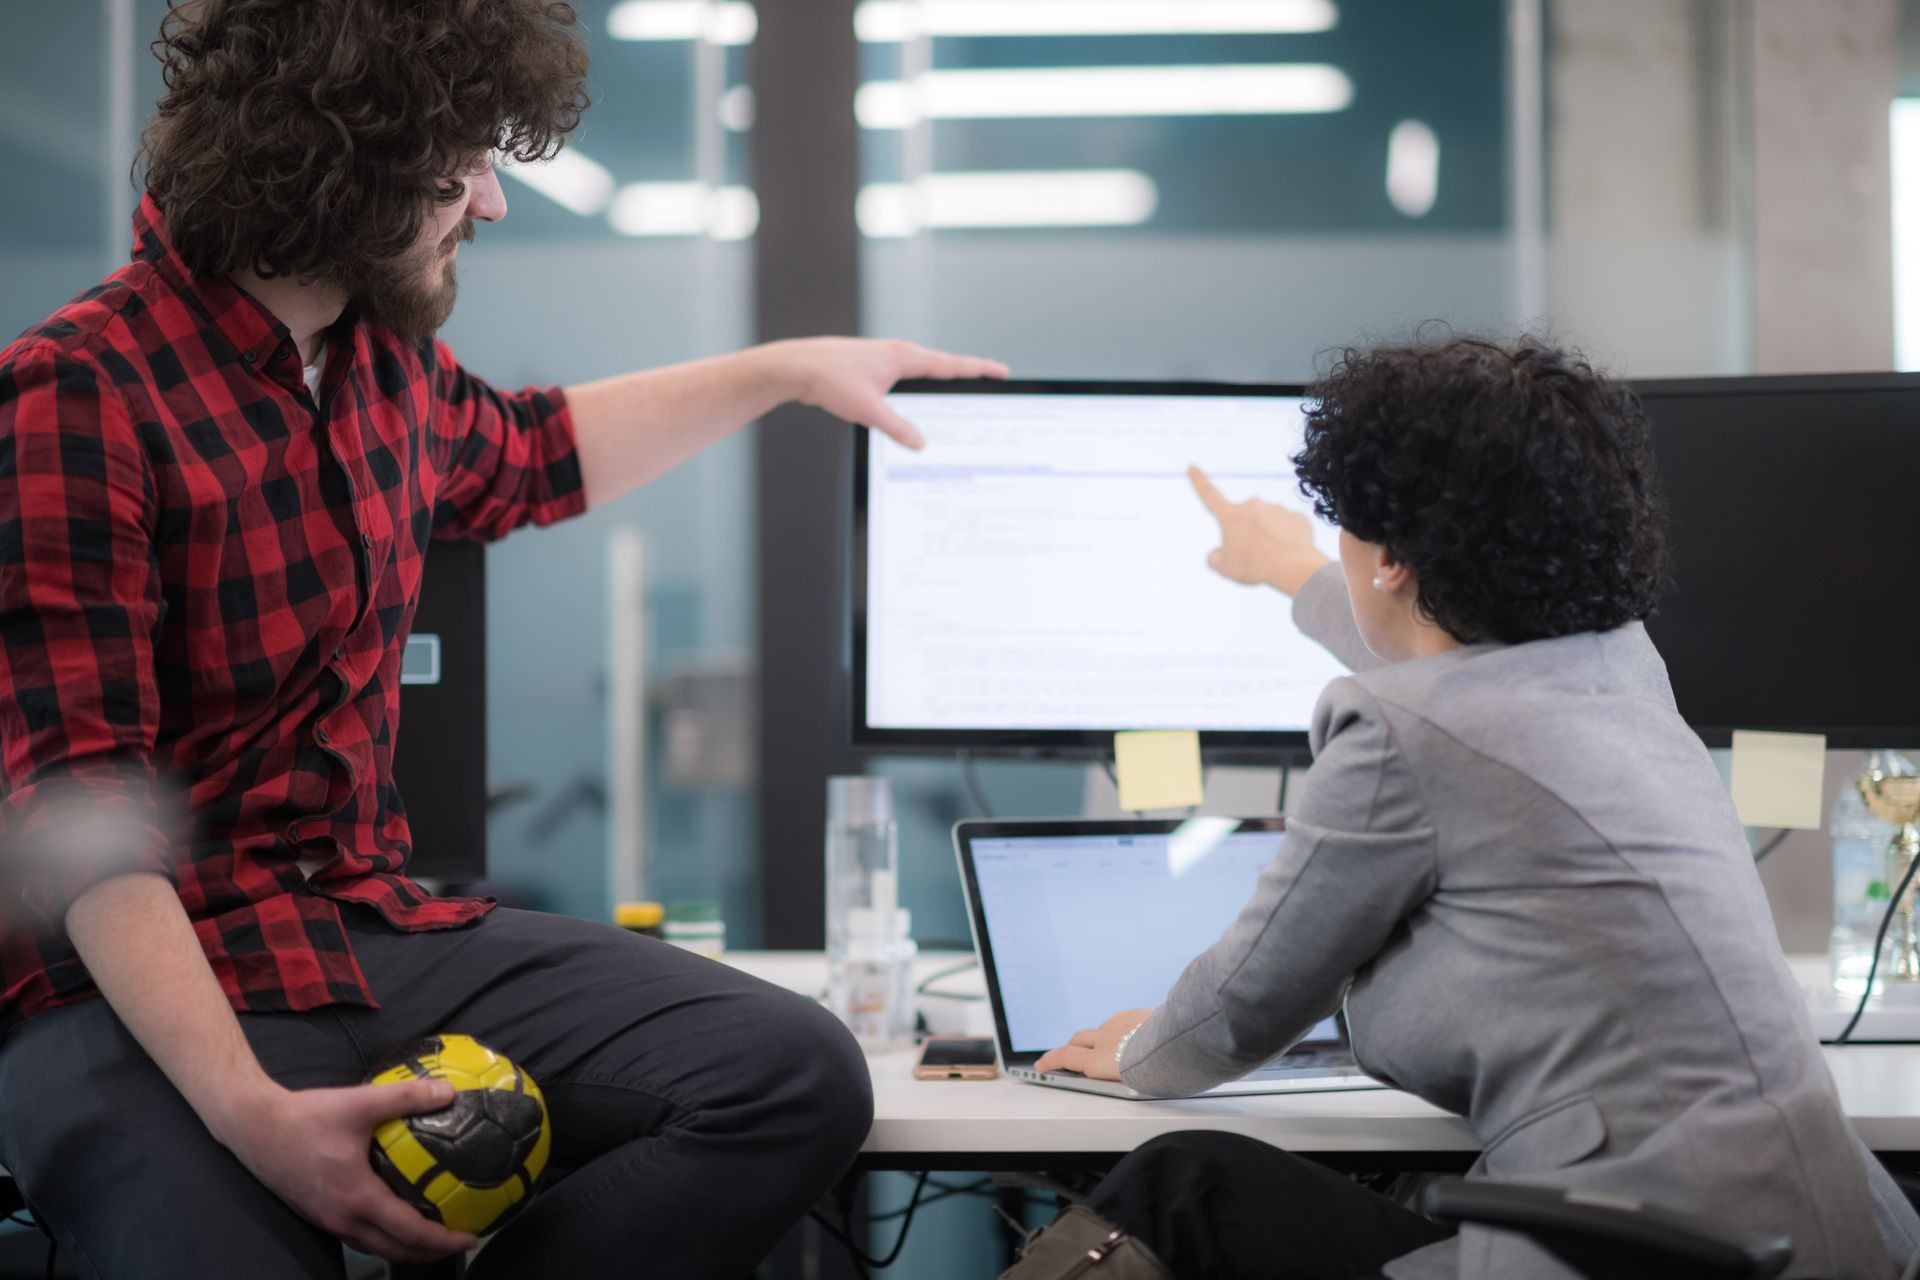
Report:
519,385,590,528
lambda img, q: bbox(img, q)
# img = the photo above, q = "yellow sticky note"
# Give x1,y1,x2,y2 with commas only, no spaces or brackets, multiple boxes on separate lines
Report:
1730,730,1827,830
1114,730,1204,812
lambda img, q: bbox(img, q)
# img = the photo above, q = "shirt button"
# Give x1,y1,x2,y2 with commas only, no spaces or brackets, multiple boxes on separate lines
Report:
361,533,373,549
315,728,329,745
333,645,346,660
241,348,257,363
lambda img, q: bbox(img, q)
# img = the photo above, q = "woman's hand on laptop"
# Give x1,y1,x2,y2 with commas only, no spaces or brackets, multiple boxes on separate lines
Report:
1034,1008,1153,1081
1189,465,1330,596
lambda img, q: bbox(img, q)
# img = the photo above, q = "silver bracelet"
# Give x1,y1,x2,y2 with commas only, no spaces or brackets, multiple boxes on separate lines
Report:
1112,1023,1144,1072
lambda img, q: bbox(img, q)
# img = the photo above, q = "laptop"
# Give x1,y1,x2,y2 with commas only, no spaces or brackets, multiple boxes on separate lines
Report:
955,817,1385,1099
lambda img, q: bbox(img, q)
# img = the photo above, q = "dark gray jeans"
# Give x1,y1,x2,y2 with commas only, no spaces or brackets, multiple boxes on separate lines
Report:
0,906,873,1278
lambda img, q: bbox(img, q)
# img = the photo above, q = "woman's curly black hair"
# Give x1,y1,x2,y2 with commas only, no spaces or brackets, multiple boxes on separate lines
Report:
139,0,589,288
1293,336,1668,646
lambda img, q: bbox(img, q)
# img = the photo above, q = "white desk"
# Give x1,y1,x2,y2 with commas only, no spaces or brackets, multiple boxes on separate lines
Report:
728,951,1920,1164
855,1046,1474,1167
1789,953,1920,1042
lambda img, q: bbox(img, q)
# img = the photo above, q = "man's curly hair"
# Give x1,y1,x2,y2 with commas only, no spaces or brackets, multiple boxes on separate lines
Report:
1293,336,1668,646
139,0,589,287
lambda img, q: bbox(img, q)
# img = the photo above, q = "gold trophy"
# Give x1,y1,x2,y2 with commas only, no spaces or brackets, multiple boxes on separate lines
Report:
1861,763,1920,981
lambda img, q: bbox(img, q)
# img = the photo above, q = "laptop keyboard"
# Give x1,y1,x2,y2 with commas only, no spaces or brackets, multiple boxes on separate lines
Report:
1247,1051,1352,1076
1033,1053,1354,1082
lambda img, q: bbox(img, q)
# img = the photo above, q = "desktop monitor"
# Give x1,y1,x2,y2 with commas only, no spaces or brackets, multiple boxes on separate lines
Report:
853,373,1920,755
1635,373,1920,748
852,379,1338,755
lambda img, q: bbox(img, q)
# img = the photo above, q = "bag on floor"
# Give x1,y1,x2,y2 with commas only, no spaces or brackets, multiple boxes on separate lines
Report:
997,1204,1172,1280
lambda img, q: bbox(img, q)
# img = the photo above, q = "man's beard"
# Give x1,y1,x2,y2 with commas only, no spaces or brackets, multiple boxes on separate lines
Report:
358,218,475,343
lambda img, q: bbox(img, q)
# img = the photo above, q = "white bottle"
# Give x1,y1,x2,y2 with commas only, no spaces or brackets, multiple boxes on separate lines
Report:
835,903,917,1051
893,914,919,1037
825,777,915,1049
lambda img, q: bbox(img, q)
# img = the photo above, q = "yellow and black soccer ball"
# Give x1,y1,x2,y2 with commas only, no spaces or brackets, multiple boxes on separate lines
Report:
366,1034,552,1235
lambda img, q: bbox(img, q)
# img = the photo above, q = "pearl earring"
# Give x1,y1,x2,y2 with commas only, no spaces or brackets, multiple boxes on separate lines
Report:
1371,576,1384,590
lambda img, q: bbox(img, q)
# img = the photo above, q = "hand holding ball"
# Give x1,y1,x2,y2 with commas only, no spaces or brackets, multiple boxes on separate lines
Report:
366,1034,551,1235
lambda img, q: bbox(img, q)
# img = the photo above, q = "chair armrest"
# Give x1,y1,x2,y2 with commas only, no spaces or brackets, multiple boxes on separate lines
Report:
1420,1178,1792,1280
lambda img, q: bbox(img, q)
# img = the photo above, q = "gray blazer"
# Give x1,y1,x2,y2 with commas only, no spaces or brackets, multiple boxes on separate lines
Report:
1121,565,1920,1280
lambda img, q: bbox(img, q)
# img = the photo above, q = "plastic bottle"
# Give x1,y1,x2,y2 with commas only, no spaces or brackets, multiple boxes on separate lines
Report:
662,900,726,961
890,908,918,1040
1831,751,1916,996
835,903,917,1050
825,776,915,1050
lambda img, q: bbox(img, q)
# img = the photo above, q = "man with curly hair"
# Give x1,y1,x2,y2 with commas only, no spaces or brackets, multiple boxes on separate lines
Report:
0,1,1001,1274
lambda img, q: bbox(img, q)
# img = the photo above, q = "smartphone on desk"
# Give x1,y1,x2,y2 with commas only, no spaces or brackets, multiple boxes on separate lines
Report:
914,1036,999,1080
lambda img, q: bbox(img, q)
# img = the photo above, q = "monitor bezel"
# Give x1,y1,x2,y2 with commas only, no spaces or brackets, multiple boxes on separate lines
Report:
851,377,1317,758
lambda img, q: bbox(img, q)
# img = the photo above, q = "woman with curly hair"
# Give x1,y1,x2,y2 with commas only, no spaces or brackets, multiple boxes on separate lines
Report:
1038,337,1918,1279
0,1,1002,1274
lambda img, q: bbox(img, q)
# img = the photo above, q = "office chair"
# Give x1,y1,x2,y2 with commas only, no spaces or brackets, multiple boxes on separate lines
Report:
1422,1178,1794,1279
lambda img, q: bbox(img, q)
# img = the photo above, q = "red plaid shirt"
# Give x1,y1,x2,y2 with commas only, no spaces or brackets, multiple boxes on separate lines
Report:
0,196,587,1036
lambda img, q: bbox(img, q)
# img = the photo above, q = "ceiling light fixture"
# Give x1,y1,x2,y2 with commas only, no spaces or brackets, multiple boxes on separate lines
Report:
855,64,1353,128
607,1,757,45
1385,119,1439,218
854,0,1337,42
857,169,1159,237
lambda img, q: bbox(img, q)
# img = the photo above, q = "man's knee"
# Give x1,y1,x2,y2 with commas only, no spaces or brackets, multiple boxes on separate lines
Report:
789,994,876,1149
738,984,873,1156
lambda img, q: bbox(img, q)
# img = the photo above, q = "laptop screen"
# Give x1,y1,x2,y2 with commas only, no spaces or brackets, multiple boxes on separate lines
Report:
966,821,1339,1056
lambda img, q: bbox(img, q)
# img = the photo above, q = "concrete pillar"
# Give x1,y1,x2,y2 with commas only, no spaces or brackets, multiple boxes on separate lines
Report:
1750,0,1896,372
1550,1,1724,238
1545,0,1748,375
1742,0,1897,951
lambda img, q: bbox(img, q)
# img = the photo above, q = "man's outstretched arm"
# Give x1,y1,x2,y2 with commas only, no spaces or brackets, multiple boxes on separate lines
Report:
566,338,1008,509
